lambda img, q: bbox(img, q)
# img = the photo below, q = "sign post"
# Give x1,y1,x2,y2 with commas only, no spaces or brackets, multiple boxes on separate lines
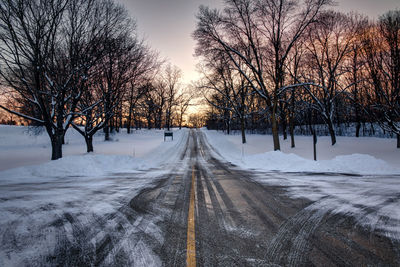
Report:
164,131,173,141
313,129,317,161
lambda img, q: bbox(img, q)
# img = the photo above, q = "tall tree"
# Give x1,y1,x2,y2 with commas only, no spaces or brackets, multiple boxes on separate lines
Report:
176,86,193,130
362,10,400,148
97,0,137,141
0,0,77,160
194,0,331,150
163,64,182,131
124,47,159,134
302,11,355,145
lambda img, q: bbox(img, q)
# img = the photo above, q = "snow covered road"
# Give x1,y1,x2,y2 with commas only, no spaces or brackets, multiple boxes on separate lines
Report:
121,130,400,266
1,128,399,266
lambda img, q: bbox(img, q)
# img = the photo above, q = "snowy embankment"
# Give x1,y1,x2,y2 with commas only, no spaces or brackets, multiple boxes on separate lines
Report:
203,129,400,174
203,129,400,240
0,125,186,177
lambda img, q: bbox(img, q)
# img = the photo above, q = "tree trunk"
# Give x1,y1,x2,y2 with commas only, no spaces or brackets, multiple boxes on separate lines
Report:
134,113,139,130
271,104,280,151
127,116,131,134
104,125,110,141
167,113,170,131
282,118,287,140
157,111,162,129
289,116,295,148
362,122,366,136
167,109,172,131
397,134,400,149
85,135,94,153
290,88,295,148
127,99,133,134
355,121,361,138
114,116,120,133
51,134,63,160
110,118,115,134
179,114,183,130
241,116,246,144
146,114,151,129
327,120,336,145
118,109,123,132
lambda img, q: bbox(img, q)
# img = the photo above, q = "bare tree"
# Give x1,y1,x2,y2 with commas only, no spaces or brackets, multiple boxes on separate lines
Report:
362,10,400,148
286,39,308,147
199,55,252,143
141,82,158,129
302,11,355,145
71,71,106,153
343,13,369,138
96,0,137,141
153,78,167,129
176,86,193,129
163,64,182,131
124,47,160,134
0,0,80,160
60,0,136,151
194,0,332,150
188,114,205,128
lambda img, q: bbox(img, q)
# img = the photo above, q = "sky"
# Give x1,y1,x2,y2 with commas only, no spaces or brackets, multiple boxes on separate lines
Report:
117,0,399,85
117,0,223,84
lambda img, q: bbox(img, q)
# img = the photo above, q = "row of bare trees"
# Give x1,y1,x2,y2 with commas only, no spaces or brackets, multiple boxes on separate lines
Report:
0,0,192,160
194,0,400,149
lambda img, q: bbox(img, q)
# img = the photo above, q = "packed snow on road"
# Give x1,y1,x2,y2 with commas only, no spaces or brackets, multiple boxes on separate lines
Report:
203,129,400,241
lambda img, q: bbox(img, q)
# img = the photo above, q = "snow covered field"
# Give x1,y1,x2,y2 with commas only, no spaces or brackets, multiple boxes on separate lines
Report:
0,125,181,172
0,126,188,266
203,129,400,174
203,129,400,240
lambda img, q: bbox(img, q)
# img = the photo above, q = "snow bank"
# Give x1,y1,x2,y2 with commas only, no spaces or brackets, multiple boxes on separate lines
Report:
0,126,188,180
244,152,398,175
0,125,182,171
0,155,145,183
203,129,400,175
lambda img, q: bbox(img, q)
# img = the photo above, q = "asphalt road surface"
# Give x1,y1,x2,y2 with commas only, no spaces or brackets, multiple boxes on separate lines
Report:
5,129,398,266
134,130,400,266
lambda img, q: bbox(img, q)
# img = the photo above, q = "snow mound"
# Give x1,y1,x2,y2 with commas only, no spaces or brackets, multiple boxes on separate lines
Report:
0,154,147,181
245,151,310,171
244,152,398,175
0,127,189,182
202,129,400,175
320,154,396,174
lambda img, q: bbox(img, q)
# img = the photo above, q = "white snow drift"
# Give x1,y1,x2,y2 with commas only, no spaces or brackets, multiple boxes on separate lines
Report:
203,129,400,175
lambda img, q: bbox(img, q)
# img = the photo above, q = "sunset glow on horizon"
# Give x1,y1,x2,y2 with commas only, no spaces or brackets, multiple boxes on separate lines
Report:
118,0,399,85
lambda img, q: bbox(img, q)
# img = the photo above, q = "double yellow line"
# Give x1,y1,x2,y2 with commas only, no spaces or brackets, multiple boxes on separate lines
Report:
186,166,196,267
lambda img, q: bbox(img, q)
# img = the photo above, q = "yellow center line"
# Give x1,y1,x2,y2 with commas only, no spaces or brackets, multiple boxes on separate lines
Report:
186,166,196,267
